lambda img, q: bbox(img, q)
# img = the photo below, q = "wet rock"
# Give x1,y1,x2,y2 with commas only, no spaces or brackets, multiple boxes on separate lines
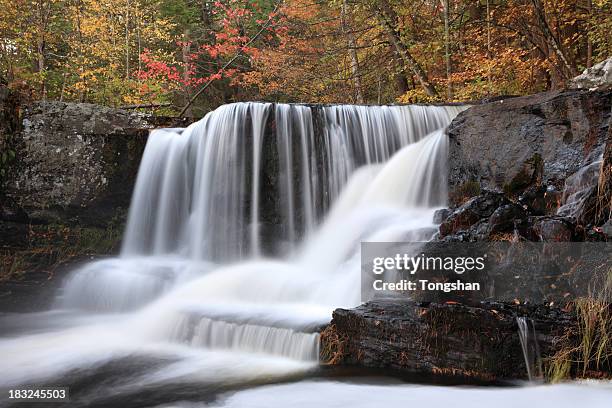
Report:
488,204,527,235
529,216,576,242
433,208,452,224
439,190,508,238
448,89,611,196
594,104,612,226
0,221,29,247
569,57,612,90
518,185,548,215
321,300,577,381
0,196,28,223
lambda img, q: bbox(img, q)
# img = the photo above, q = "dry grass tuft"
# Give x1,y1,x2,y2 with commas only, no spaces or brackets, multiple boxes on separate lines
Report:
319,324,348,365
545,267,612,382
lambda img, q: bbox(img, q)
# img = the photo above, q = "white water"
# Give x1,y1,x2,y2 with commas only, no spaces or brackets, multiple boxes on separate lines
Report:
557,154,603,220
208,380,612,408
517,316,542,381
1,102,610,405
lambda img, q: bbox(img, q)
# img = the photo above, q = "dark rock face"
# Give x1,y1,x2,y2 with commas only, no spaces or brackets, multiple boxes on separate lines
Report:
439,190,509,238
321,300,576,381
529,216,575,242
0,85,19,157
448,89,611,197
440,88,612,244
488,203,527,234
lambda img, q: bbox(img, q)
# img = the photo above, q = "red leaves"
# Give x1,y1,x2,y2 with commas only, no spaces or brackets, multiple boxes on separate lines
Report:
137,50,181,83
137,0,283,93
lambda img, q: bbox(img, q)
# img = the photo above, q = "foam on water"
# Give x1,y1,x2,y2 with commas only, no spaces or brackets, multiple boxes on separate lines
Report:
211,380,612,408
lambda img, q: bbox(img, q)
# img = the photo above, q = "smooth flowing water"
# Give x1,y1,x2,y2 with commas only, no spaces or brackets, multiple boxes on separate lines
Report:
516,317,542,381
0,102,609,407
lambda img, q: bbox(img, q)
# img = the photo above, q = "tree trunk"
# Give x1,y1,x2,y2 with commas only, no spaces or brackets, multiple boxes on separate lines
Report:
36,33,46,98
530,0,577,79
586,0,593,69
182,29,194,118
341,0,364,104
375,1,438,98
125,0,130,79
393,51,410,95
35,0,48,99
442,0,453,100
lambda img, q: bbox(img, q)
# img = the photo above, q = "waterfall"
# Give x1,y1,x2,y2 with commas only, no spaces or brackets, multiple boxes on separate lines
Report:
119,103,463,262
170,315,320,361
121,103,272,261
5,102,466,389
516,316,542,381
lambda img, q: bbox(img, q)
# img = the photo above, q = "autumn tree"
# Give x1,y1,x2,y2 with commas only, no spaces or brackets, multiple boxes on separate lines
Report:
0,0,610,109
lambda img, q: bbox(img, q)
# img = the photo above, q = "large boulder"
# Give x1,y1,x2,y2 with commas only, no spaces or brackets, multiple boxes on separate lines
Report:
320,300,579,381
448,89,611,198
3,101,173,228
0,97,176,283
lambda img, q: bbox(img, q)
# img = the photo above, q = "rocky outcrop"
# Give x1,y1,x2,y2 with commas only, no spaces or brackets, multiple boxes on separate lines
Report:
437,188,591,242
321,300,578,381
0,91,177,281
438,191,510,238
3,101,175,227
569,57,612,90
443,87,612,249
448,89,611,200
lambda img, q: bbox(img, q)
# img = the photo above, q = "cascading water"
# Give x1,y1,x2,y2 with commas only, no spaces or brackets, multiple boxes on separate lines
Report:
517,316,543,381
121,102,462,262
0,102,466,402
557,154,604,220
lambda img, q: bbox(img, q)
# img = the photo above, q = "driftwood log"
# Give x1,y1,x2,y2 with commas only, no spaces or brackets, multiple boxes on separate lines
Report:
320,300,577,381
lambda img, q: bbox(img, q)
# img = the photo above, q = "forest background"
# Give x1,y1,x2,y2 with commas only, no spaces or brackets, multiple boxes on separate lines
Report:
1,0,610,117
